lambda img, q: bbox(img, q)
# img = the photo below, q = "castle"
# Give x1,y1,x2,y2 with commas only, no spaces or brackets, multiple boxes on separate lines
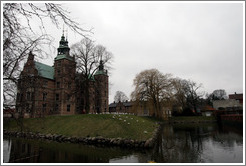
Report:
16,34,109,118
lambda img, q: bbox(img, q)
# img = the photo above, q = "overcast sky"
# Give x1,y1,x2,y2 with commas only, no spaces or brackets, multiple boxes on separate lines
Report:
41,2,244,103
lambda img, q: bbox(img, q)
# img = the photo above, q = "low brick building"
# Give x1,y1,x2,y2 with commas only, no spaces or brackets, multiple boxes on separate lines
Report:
229,92,243,104
109,100,172,118
109,101,134,114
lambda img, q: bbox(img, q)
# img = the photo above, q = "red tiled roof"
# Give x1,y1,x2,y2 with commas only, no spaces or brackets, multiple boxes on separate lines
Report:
202,105,215,111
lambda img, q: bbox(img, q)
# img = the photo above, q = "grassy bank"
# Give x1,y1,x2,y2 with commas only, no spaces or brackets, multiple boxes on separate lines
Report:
3,114,159,141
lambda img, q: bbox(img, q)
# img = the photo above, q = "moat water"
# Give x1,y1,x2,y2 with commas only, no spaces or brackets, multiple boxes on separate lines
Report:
3,122,243,163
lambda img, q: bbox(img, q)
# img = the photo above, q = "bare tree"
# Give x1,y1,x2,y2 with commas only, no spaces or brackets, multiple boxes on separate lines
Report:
211,89,227,100
70,38,113,75
131,69,174,119
114,91,129,103
3,3,91,109
70,38,113,113
184,80,204,114
3,36,54,110
172,78,188,111
172,78,204,115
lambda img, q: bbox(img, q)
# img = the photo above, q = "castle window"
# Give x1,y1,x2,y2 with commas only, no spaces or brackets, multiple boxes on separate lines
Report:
17,108,21,113
56,94,59,101
43,80,48,87
26,92,31,100
31,92,34,99
42,104,46,113
25,104,29,113
67,94,71,101
56,82,60,88
57,70,61,76
20,93,23,101
67,104,70,112
43,92,47,101
55,104,59,112
68,83,71,89
17,93,20,101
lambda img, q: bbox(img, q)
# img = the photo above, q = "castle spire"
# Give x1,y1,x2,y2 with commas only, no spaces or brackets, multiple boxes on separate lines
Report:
62,24,65,36
57,31,70,55
99,59,104,71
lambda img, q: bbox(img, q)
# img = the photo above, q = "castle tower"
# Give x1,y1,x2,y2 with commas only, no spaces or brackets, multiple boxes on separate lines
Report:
54,33,76,115
94,60,109,113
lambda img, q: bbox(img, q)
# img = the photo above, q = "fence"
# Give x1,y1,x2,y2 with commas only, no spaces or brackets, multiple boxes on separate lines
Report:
220,114,243,123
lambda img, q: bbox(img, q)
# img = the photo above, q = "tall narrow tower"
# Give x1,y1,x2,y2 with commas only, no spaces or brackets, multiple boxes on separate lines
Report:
94,60,109,113
54,33,76,115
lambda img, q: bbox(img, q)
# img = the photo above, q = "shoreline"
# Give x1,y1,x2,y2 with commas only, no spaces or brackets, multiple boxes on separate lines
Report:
3,119,216,149
168,120,217,124
3,124,162,149
3,116,218,149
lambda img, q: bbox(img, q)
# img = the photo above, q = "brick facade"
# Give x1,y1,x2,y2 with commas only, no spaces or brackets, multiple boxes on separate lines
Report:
229,93,243,104
16,34,109,117
94,67,109,113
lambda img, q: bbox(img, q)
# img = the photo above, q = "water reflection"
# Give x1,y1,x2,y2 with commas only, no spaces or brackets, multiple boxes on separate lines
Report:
151,123,243,163
3,139,11,163
3,123,243,163
4,137,151,163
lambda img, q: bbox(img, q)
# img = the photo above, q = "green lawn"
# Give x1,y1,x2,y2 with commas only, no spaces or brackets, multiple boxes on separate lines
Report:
3,114,160,141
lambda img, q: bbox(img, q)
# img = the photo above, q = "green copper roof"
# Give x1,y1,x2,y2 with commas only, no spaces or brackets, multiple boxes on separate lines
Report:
88,74,95,81
94,70,107,76
94,60,107,76
54,54,74,61
35,62,54,80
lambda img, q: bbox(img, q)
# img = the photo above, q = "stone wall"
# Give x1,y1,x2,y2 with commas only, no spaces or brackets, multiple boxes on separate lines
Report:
3,125,161,149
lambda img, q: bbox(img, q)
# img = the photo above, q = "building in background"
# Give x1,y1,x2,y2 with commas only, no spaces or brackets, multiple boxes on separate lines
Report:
229,92,243,104
212,92,243,113
109,100,172,118
109,101,134,114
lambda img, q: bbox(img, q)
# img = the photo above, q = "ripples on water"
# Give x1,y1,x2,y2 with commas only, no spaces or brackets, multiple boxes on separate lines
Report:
3,122,243,163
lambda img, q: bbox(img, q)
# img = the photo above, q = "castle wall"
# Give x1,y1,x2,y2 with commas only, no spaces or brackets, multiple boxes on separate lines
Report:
16,35,109,117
